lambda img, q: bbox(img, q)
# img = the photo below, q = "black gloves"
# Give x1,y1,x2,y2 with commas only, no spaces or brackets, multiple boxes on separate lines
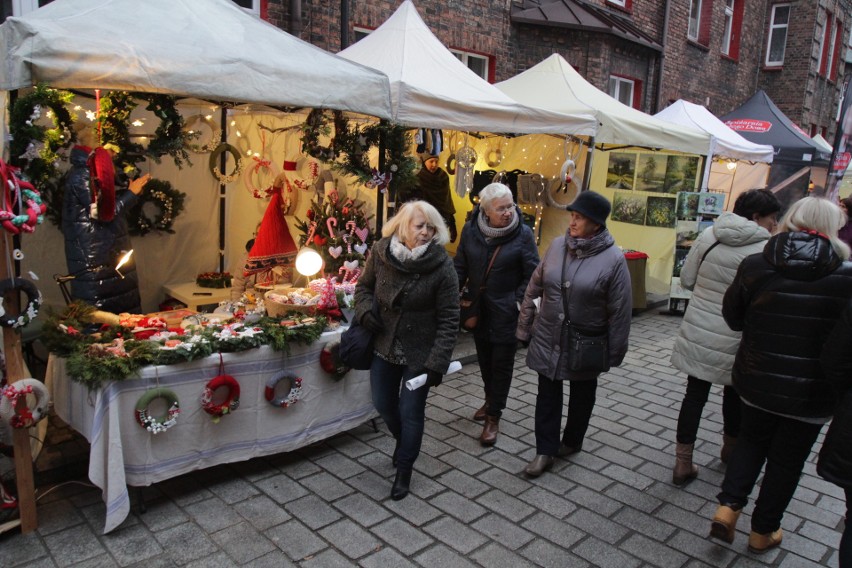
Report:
361,310,384,334
426,370,443,387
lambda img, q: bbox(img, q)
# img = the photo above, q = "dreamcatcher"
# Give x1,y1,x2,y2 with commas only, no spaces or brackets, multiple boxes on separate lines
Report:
453,133,477,198
545,136,582,210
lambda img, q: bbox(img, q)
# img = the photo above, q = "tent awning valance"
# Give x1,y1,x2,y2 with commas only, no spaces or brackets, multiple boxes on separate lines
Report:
0,0,393,118
338,1,598,135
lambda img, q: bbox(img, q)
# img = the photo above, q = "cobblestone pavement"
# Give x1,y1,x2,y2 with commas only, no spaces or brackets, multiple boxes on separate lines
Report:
0,310,845,567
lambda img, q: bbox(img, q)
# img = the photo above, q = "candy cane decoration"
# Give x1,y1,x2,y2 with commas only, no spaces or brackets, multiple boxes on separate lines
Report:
339,265,352,282
304,221,317,245
346,220,357,238
342,233,353,255
326,217,338,239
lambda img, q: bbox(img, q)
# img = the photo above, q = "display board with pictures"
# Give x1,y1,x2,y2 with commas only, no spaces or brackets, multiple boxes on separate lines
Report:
669,191,723,303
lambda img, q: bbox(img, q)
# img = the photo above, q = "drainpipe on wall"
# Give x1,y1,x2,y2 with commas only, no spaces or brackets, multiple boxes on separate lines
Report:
655,0,671,112
290,0,301,38
341,0,350,50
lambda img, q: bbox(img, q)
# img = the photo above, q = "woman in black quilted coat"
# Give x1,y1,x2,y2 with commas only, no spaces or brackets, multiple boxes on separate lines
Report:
710,197,852,555
819,299,852,568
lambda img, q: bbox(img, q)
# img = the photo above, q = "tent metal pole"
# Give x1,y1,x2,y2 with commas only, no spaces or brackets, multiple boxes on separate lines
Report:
218,107,227,273
581,136,596,191
376,123,386,234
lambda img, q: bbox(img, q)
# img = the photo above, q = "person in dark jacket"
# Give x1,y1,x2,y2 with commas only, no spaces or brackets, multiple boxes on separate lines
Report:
61,125,149,314
710,196,852,555
454,183,539,446
354,200,459,501
411,151,457,242
516,191,632,477
818,299,852,568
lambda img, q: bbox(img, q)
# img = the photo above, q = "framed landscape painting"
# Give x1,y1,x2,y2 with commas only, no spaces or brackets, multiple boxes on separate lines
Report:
606,153,637,190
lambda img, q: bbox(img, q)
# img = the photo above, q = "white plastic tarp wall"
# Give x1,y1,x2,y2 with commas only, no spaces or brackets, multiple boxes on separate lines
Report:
338,1,597,135
0,0,393,118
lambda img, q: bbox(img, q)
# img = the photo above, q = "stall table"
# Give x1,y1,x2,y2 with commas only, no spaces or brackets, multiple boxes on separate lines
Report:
162,281,232,311
46,331,375,533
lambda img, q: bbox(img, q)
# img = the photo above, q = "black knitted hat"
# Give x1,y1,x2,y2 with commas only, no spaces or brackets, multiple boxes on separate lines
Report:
567,191,611,227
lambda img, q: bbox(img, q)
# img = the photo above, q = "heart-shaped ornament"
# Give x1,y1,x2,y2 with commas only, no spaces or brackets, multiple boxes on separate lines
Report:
328,246,343,259
344,260,360,271
354,243,368,255
354,227,369,243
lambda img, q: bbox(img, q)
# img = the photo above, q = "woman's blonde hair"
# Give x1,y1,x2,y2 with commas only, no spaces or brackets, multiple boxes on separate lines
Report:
780,196,851,259
382,200,450,245
479,183,513,213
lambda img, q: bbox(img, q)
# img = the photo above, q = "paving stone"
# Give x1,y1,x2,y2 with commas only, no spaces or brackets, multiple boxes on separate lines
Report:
572,536,642,568
300,471,355,502
183,551,245,568
357,546,411,568
333,493,392,527
471,513,535,550
519,538,587,568
318,518,382,559
284,494,342,530
346,470,393,501
265,519,327,561
313,452,367,479
154,521,218,565
611,506,678,542
210,520,276,564
205,475,260,505
422,516,488,554
300,548,355,568
476,488,536,522
33,498,85,536
621,533,689,568
183,496,244,533
371,517,434,556
384,493,442,526
136,496,191,532
325,434,376,458
233,494,292,531
428,489,488,524
413,543,479,568
244,549,298,567
157,474,214,507
101,522,164,566
469,542,538,567
0,531,49,567
435,469,490,498
438,449,490,475
43,523,108,567
517,485,577,519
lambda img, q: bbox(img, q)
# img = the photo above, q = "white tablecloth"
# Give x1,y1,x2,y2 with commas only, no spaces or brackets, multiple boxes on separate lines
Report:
47,331,375,533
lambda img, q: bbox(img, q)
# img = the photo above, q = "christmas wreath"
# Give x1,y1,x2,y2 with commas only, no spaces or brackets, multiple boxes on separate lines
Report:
127,178,186,236
196,272,232,288
135,388,180,434
98,91,146,179
264,372,302,408
0,379,50,429
143,94,195,168
200,374,240,421
209,143,244,184
0,278,42,329
0,159,46,235
183,114,222,154
9,84,75,188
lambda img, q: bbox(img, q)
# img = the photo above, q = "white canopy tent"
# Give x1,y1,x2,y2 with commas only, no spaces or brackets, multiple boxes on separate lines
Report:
812,133,834,154
0,0,393,117
337,0,597,135
496,54,710,155
654,99,774,205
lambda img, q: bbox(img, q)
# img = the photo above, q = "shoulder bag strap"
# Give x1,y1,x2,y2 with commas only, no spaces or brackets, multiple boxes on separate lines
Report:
697,239,722,272
465,245,503,302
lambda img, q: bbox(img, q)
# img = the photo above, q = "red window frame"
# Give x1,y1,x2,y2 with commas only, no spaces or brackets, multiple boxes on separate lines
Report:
723,0,745,60
830,19,843,80
819,11,834,76
606,0,633,12
609,74,643,110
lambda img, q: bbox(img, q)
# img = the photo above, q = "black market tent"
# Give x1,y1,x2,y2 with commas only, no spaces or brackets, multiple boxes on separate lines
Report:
0,0,393,116
721,90,830,205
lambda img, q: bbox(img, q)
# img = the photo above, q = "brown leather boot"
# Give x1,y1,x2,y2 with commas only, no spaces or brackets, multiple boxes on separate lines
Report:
673,442,699,486
748,529,782,554
473,398,489,421
479,416,499,446
720,434,737,465
709,504,742,544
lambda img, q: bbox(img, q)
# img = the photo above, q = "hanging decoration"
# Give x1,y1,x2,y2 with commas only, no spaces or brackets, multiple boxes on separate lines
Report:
485,137,504,168
183,114,222,154
0,278,42,329
264,372,302,408
243,132,279,199
200,372,240,422
97,91,146,178
143,94,195,168
8,84,75,225
127,178,186,236
209,143,244,184
135,388,180,434
0,379,50,429
294,192,374,276
0,159,46,235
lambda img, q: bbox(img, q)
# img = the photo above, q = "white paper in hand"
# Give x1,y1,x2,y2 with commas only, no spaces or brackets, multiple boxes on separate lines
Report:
405,361,463,390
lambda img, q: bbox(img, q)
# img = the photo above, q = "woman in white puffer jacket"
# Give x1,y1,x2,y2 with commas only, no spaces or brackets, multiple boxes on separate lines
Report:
669,189,780,486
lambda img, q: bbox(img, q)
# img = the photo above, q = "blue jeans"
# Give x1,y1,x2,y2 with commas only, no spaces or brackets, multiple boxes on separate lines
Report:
717,404,823,534
370,356,431,473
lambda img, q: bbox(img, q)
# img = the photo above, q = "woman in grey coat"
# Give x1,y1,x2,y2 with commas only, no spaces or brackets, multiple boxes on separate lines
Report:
355,200,459,500
669,189,780,485
516,191,632,477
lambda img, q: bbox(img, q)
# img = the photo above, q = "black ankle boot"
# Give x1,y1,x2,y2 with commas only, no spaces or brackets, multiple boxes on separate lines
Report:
391,469,412,501
392,439,401,467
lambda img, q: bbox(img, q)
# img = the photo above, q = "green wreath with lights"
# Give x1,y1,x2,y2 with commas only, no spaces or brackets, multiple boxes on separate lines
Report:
127,178,186,236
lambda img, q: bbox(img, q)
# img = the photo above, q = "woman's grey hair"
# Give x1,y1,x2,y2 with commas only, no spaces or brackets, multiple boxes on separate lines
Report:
780,196,850,260
479,183,513,213
382,200,451,245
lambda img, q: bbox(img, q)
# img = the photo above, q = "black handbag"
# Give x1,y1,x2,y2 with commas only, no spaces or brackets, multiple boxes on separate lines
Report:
339,302,379,370
561,253,610,373
459,245,502,331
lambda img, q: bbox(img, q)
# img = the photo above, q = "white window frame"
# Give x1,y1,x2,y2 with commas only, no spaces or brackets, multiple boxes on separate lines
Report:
232,0,260,16
607,0,627,6
722,0,735,55
609,76,635,108
450,49,489,80
765,4,791,66
825,16,838,77
688,0,702,41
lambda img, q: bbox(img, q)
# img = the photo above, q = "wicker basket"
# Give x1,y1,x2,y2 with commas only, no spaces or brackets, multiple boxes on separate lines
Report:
264,288,318,318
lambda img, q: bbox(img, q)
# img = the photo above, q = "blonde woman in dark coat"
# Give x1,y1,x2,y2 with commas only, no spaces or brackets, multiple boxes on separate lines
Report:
355,200,459,501
516,191,632,477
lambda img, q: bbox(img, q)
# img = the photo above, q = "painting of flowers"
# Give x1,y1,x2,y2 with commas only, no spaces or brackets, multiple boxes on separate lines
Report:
645,196,677,228
611,191,646,225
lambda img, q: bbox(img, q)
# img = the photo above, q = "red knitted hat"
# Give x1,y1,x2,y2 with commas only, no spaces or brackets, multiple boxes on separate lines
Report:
245,189,298,275
87,147,116,222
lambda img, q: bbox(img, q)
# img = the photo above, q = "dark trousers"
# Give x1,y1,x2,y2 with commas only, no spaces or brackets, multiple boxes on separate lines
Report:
370,357,431,473
717,404,823,534
676,375,741,444
534,374,598,455
473,334,517,418
841,488,851,568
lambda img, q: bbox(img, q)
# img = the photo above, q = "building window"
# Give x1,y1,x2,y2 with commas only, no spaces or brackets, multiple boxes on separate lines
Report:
450,49,490,81
819,11,835,76
232,0,266,18
765,4,790,67
829,19,842,80
609,75,641,109
721,0,744,58
353,27,372,43
606,0,632,11
1,0,52,20
688,0,712,45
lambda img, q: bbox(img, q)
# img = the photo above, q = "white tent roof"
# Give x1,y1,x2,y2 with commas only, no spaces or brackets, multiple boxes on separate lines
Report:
654,99,775,162
337,0,597,135
0,0,393,118
496,54,711,155
812,133,834,154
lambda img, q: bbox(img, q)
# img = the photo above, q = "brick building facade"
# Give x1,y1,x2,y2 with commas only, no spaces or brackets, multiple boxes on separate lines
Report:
261,0,851,141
